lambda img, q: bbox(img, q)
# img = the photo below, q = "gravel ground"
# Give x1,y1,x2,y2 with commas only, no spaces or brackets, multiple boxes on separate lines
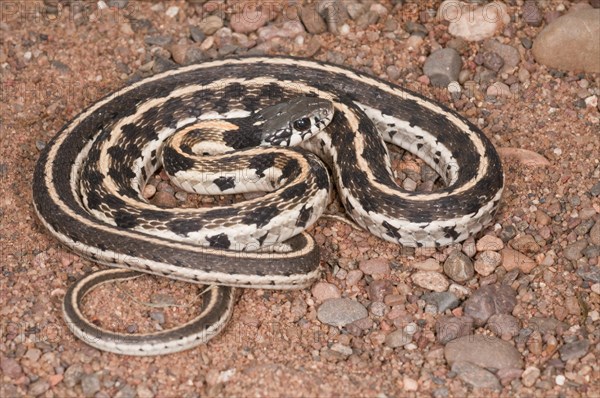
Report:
1,0,599,397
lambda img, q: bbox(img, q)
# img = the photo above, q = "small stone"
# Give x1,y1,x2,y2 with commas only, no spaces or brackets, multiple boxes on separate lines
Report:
143,185,157,199
521,366,541,387
412,258,442,272
412,271,450,292
559,339,590,361
198,15,223,36
300,6,327,34
311,282,341,302
577,266,600,283
422,292,460,312
385,329,413,348
463,284,517,326
532,9,600,73
564,239,589,261
330,343,353,358
487,314,520,337
169,44,188,65
445,334,523,370
435,315,474,344
25,348,42,361
482,51,504,72
149,310,165,324
477,235,504,251
115,385,136,398
486,82,511,98
555,374,566,386
317,298,368,327
451,361,501,390
64,364,84,388
523,1,543,26
443,250,474,283
438,0,510,41
230,6,270,34
346,269,364,285
510,234,540,253
367,280,393,302
474,251,502,276
403,376,419,391
165,6,179,18
107,0,129,8
590,182,600,197
423,48,462,87
500,247,537,273
190,26,205,43
359,258,390,278
81,374,101,397
152,191,177,208
29,380,51,396
356,10,380,29
136,385,154,398
1,356,22,379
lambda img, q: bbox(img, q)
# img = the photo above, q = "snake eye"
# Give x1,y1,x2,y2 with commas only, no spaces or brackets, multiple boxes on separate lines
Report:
292,117,311,132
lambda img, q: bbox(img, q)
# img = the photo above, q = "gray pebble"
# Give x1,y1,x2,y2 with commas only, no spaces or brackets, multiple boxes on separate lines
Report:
423,48,462,87
445,334,523,370
149,310,165,325
35,140,46,151
370,301,388,317
435,315,474,344
198,15,223,36
356,10,380,29
25,348,42,361
28,380,51,396
51,60,71,74
487,314,520,337
64,363,84,388
107,0,129,8
300,6,327,34
443,250,474,283
144,35,172,47
115,384,136,398
0,356,22,379
559,339,590,361
404,21,428,36
184,46,206,64
190,26,205,43
152,57,177,74
385,329,413,348
451,361,501,390
521,366,541,387
482,51,504,72
346,2,365,20
317,298,368,327
500,225,517,242
463,284,517,326
422,291,460,312
582,245,600,259
590,181,600,196
81,374,101,397
529,316,568,334
564,239,589,261
523,0,543,27
521,37,533,49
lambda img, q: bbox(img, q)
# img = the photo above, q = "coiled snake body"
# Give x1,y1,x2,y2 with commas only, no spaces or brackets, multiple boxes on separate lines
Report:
32,56,504,355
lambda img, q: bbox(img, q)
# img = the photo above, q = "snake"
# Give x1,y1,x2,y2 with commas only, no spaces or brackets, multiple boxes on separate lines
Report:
32,56,504,355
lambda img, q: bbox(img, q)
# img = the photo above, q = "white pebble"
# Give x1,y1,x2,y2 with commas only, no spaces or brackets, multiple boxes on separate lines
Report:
166,6,179,18
553,148,562,156
555,375,565,386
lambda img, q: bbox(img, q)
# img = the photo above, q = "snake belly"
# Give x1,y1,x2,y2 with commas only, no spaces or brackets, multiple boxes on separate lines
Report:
32,56,504,355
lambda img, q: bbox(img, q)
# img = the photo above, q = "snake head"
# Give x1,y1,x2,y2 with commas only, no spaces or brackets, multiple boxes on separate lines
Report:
255,97,334,147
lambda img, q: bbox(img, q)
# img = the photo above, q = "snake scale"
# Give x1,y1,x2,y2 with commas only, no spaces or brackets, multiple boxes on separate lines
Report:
32,56,504,355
